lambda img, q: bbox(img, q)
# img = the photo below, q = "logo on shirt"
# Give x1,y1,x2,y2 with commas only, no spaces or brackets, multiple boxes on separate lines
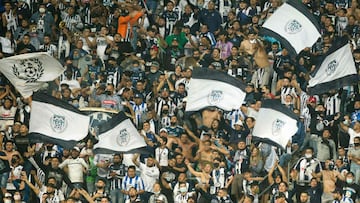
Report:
117,129,130,146
208,90,223,105
50,115,67,133
272,119,285,136
12,58,44,83
285,19,302,34
326,60,338,76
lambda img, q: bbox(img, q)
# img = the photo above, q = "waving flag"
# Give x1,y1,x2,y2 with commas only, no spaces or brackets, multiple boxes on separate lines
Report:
29,93,90,148
260,0,321,55
308,37,359,95
253,100,298,149
0,53,65,97
93,112,147,154
185,68,246,112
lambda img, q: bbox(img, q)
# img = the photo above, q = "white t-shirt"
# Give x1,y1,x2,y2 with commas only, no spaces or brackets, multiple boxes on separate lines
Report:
0,106,17,131
348,128,360,147
155,147,169,167
59,157,88,183
96,35,113,61
0,37,15,54
93,154,113,178
139,162,159,192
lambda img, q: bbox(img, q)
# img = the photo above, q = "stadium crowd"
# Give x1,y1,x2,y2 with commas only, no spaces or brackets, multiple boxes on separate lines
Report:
0,0,359,202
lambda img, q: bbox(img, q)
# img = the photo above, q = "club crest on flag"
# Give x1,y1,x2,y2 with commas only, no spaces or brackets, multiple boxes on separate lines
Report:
50,115,68,133
285,19,302,34
272,119,285,136
326,60,338,76
12,58,44,83
117,129,130,146
208,90,224,105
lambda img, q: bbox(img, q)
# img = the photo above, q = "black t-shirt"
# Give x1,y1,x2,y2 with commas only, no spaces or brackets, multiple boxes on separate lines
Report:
0,151,11,173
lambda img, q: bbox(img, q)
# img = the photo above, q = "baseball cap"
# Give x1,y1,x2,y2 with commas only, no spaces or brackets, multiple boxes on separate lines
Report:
73,146,80,152
134,93,143,99
151,61,160,68
247,83,255,88
308,96,317,103
151,45,159,52
160,128,168,133
4,193,12,198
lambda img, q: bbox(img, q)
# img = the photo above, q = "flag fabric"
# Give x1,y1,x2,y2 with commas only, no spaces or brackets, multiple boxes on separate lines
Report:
0,53,65,98
93,112,147,154
29,93,90,149
308,37,359,95
260,0,321,55
252,100,298,149
185,68,246,112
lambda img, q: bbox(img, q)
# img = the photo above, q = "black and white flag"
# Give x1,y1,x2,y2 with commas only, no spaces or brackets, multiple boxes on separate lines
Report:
0,53,65,98
29,93,90,148
185,68,246,112
260,0,321,55
308,37,359,95
252,100,298,149
93,112,147,154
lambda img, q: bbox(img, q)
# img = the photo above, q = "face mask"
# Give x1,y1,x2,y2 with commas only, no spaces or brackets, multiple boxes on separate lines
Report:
39,7,45,13
213,163,220,168
180,187,187,193
250,39,257,44
154,191,160,195
170,122,176,126
305,153,312,159
343,120,350,125
105,90,112,95
150,68,157,73
14,194,21,201
346,178,353,184
11,158,17,164
4,200,11,203
162,110,169,114
354,143,360,147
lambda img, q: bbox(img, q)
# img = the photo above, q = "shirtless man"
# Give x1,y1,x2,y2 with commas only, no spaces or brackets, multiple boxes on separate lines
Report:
194,140,214,164
312,159,343,203
239,30,269,68
185,159,212,193
176,133,197,163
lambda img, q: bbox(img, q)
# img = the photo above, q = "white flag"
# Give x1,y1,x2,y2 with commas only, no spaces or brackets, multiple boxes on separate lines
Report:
29,93,90,148
308,37,359,95
253,100,298,149
93,112,147,154
0,53,65,97
185,68,246,112
261,0,321,55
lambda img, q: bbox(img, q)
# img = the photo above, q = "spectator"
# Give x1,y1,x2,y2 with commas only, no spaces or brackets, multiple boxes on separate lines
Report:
107,153,126,203
58,146,89,189
132,153,160,202
121,165,145,200
148,182,168,203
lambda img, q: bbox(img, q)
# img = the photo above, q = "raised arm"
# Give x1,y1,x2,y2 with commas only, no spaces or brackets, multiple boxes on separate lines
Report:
183,124,200,145
184,159,202,177
132,153,141,167
21,171,40,195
